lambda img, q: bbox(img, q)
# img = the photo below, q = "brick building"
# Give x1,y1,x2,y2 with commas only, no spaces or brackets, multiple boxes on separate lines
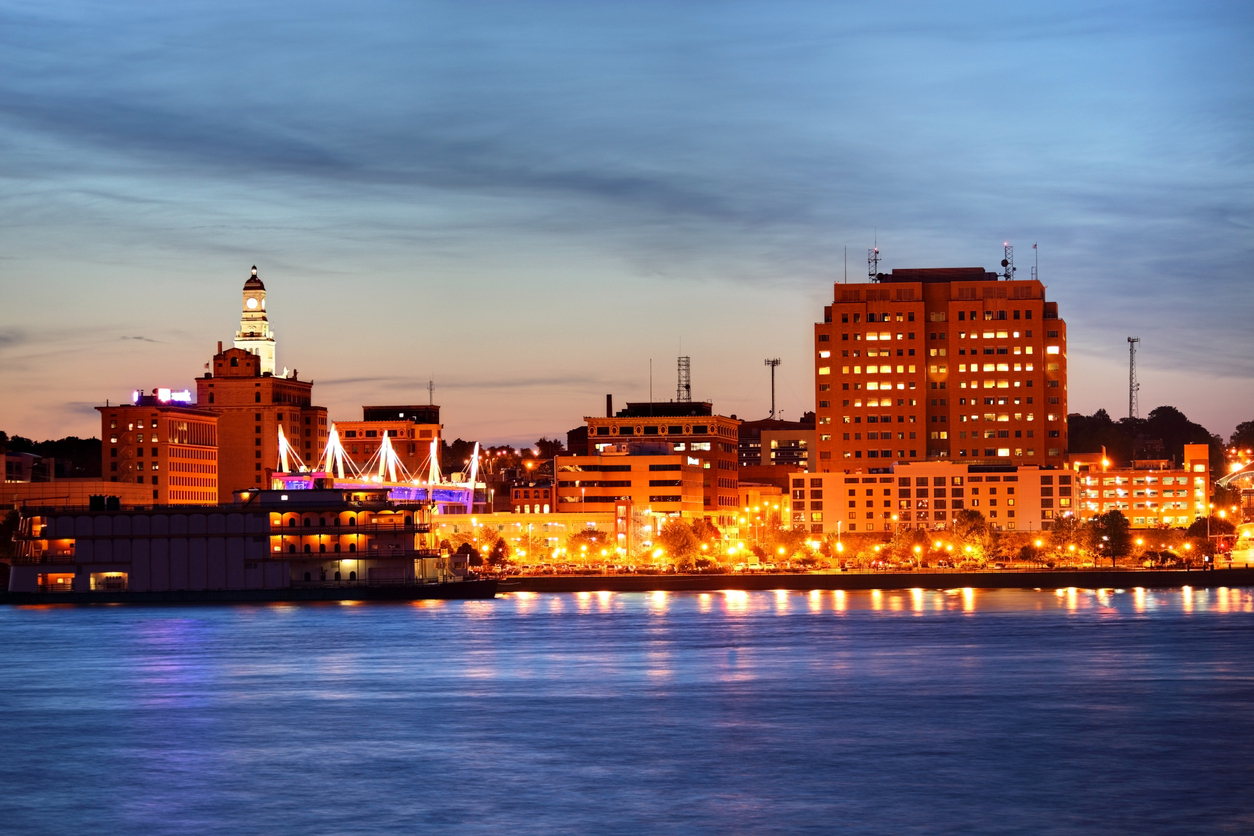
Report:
814,268,1067,471
333,405,441,477
98,392,219,505
196,345,327,500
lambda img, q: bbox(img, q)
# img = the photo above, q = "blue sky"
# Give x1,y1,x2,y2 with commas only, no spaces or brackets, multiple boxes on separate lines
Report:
1,0,1250,444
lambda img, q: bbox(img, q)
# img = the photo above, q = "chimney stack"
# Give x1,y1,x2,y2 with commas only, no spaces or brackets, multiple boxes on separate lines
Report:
606,394,613,418
217,340,223,354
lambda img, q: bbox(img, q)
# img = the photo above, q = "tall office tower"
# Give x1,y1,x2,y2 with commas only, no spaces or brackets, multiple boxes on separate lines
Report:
814,268,1067,472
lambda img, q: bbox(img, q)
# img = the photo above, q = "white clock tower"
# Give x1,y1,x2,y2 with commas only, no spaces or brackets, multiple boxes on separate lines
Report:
234,265,277,375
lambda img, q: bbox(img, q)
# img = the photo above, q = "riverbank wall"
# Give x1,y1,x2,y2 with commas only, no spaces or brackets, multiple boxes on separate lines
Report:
505,568,1254,593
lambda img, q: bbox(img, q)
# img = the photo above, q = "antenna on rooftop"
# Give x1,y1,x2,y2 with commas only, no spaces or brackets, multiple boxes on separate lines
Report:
1000,242,1016,280
677,356,691,403
764,358,782,419
428,379,435,406
868,232,881,281
1127,337,1140,421
1031,242,1038,281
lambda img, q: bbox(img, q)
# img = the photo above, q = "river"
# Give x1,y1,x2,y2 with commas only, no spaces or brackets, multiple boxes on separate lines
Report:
1,587,1251,834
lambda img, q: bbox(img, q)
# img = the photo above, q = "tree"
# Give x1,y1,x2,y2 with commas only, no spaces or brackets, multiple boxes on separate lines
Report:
657,519,700,569
1186,516,1235,538
488,537,511,566
455,541,483,567
1231,421,1254,452
566,527,609,562
535,437,566,459
952,509,994,561
1091,510,1131,567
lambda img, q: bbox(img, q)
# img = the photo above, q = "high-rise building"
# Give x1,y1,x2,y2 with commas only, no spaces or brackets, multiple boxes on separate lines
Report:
234,266,276,376
98,392,219,505
814,268,1067,472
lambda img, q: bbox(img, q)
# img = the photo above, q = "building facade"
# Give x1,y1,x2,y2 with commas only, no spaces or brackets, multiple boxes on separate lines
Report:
790,462,1060,535
585,400,740,524
7,489,454,594
333,405,441,477
554,447,705,518
196,346,327,500
814,268,1067,472
98,394,219,505
1068,445,1210,527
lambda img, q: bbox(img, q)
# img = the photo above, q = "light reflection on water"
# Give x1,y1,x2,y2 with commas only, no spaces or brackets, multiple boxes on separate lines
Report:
0,588,1251,836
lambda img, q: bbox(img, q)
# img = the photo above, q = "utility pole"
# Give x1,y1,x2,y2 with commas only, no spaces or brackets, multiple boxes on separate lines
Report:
764,358,781,419
1127,337,1140,421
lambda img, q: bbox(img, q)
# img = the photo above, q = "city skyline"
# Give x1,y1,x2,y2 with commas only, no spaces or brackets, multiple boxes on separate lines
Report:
2,0,1251,444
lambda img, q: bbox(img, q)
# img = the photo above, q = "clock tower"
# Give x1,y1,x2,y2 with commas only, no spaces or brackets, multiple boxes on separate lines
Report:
234,265,277,375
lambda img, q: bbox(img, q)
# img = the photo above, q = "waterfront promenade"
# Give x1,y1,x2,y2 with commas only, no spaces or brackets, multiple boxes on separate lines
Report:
506,567,1254,593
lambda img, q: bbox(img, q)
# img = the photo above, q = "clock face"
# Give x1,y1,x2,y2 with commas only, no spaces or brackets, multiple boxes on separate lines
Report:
246,297,258,309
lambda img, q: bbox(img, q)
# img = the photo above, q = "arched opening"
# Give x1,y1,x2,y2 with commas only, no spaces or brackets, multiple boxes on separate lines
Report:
287,518,296,527
334,543,341,553
318,543,326,553
208,393,215,404
405,515,413,527
303,544,311,553
349,543,357,553
254,392,261,403
303,518,311,527
289,545,296,554
333,518,341,527
348,517,356,526
334,571,341,581
230,357,239,367
349,571,356,581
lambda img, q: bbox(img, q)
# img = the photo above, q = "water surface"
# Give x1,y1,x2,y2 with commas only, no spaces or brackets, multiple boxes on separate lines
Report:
1,587,1251,835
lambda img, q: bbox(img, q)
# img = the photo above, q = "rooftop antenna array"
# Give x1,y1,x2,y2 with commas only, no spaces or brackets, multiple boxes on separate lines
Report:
428,379,435,406
1127,337,1140,421
868,234,881,281
764,358,782,419
677,356,691,403
1031,242,1038,282
1000,242,1016,280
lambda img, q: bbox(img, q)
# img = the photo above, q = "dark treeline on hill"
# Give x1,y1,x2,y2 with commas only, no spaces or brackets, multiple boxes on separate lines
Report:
1066,406,1225,471
0,431,101,478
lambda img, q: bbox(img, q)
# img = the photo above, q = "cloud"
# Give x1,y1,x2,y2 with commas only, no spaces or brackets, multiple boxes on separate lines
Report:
120,336,159,343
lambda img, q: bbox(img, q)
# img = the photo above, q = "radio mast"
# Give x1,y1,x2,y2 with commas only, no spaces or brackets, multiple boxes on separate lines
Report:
764,358,782,419
1127,337,1140,421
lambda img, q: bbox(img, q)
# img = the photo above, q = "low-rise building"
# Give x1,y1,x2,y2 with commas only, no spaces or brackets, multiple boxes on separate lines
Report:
1067,445,1210,527
334,404,442,477
586,399,740,525
790,462,1058,535
554,444,704,518
510,481,554,514
7,488,454,593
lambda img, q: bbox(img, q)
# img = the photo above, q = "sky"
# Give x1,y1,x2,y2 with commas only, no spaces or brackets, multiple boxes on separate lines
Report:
1,0,1251,446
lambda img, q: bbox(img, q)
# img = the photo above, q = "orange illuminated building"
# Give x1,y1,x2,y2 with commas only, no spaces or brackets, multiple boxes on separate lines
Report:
98,393,218,505
195,269,328,500
585,399,740,524
196,345,327,500
333,405,441,475
814,267,1067,472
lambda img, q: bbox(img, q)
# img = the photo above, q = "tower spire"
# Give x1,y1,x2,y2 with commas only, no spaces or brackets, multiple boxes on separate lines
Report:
235,265,277,375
